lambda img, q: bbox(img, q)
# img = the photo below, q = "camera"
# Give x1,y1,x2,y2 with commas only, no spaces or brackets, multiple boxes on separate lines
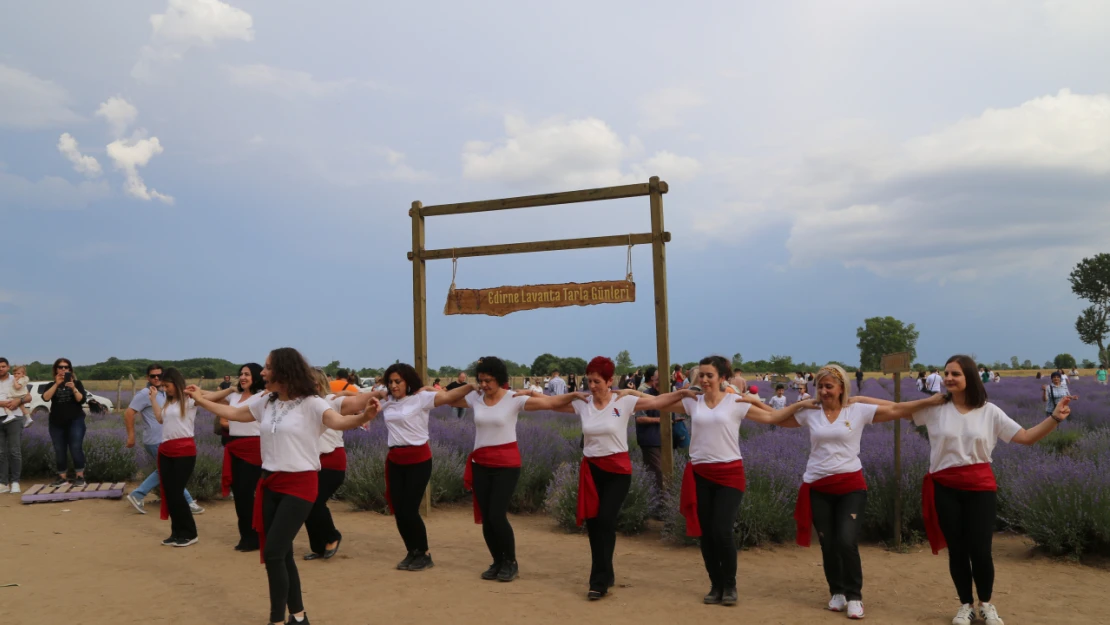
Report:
64,372,73,384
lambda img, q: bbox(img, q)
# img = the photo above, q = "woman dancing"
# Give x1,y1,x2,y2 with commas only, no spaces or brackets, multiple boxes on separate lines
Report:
154,367,199,547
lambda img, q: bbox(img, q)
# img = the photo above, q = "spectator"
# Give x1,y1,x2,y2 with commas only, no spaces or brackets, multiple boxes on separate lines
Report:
39,358,88,487
566,373,578,393
855,368,864,392
123,363,203,514
634,366,663,492
923,368,944,395
795,384,811,403
329,369,350,393
1097,365,1107,386
432,378,442,390
9,364,31,427
545,370,567,396
1035,371,1043,380
728,370,747,394
218,375,233,390
0,357,31,494
1070,367,1079,379
1042,372,1078,416
768,384,787,410
446,372,469,418
632,369,643,390
980,367,990,384
746,384,764,402
671,364,685,389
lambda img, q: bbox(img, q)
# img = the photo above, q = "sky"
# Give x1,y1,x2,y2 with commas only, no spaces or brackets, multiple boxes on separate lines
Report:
2,0,1110,371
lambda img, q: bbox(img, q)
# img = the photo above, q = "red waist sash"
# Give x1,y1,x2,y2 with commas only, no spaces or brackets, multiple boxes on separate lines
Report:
680,460,746,537
575,452,632,527
922,463,997,555
794,470,867,547
157,438,197,521
221,436,261,498
385,443,432,514
320,447,348,472
463,442,521,524
252,471,318,564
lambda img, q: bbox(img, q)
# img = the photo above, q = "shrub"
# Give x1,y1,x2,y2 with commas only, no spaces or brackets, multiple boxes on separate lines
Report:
83,430,140,483
338,445,388,513
543,459,658,535
186,442,225,501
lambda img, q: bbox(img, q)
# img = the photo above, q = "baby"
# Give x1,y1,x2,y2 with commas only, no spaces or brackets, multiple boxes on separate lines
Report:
11,365,31,427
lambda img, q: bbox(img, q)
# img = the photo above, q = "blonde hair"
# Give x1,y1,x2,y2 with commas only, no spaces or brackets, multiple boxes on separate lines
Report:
312,370,330,398
814,364,852,406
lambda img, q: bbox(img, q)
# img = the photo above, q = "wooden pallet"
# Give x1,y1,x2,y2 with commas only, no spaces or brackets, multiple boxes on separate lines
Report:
21,482,126,504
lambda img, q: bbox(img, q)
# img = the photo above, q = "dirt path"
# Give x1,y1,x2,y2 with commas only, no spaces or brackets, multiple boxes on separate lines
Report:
1,491,1106,625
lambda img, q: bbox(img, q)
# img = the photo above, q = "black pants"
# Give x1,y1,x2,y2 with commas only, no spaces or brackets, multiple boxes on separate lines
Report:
694,472,744,589
305,468,346,555
388,459,432,554
934,484,996,604
811,489,867,600
472,463,520,565
231,454,262,549
262,487,314,623
585,463,631,592
640,446,663,493
158,453,197,540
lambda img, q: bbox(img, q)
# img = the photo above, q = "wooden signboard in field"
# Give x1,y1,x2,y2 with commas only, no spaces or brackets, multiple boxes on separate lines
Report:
881,351,912,374
444,280,635,317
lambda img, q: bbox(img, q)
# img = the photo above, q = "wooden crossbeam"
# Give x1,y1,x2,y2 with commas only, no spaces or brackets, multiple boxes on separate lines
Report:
417,181,668,217
409,232,670,261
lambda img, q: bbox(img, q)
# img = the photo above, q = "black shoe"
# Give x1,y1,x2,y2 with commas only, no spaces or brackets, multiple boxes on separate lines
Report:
303,552,321,561
173,536,198,548
587,589,606,601
50,477,69,487
323,536,341,560
496,560,518,582
406,552,434,571
607,575,615,589
481,562,501,580
397,551,417,570
703,586,723,605
74,476,87,487
285,613,309,625
161,535,177,547
721,586,737,606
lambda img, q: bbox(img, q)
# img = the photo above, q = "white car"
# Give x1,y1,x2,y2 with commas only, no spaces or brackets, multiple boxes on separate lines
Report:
24,381,115,419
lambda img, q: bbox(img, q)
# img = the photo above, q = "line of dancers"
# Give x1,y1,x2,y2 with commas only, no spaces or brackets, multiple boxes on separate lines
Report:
140,347,1069,625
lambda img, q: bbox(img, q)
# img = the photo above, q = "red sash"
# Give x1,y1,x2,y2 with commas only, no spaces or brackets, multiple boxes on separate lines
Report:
157,438,197,521
385,443,432,514
221,437,262,498
922,463,997,555
794,470,867,547
680,460,746,537
575,453,632,527
463,442,522,524
252,471,318,564
320,447,348,472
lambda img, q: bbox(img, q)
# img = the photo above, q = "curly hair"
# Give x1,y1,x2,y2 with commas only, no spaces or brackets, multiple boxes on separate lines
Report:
266,348,318,401
383,363,423,396
475,356,509,386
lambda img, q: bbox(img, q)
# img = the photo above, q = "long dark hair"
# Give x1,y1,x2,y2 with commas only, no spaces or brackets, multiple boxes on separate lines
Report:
53,358,75,379
267,348,318,400
161,367,189,417
946,354,987,409
383,363,423,396
238,362,265,394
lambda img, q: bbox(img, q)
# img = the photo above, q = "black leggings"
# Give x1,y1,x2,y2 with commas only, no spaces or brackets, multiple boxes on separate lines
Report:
305,468,346,555
472,463,520,564
158,453,197,540
388,459,432,554
811,489,867,600
694,473,744,589
262,487,314,624
585,463,631,592
934,484,997,604
230,454,262,549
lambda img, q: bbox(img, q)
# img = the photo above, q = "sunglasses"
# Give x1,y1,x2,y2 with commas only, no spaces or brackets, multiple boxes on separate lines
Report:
148,373,163,379
56,365,71,371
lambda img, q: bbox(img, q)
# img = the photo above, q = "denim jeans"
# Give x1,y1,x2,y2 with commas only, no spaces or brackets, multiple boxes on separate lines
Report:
49,418,87,475
0,417,22,483
133,443,195,504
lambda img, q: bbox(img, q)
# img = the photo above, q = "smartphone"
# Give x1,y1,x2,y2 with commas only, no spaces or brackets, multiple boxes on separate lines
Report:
64,372,73,384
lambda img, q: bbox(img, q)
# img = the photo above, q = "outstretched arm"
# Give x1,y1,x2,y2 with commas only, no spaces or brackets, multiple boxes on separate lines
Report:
633,388,697,413
322,398,381,431
1012,398,1071,445
523,391,589,411
744,397,815,426
436,383,476,408
868,392,947,423
187,388,255,422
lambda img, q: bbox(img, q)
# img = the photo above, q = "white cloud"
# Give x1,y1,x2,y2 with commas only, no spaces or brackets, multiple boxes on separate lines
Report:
462,115,699,189
223,64,380,99
133,0,254,80
638,87,705,131
57,133,102,178
632,151,702,182
106,137,174,203
95,97,139,137
0,64,81,129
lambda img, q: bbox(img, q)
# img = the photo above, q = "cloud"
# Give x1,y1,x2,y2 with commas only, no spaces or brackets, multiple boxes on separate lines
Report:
223,64,384,99
0,64,81,129
57,133,103,178
638,87,705,131
462,115,699,188
0,170,111,210
95,97,139,137
106,137,174,203
133,0,254,80
632,151,702,182
304,143,435,186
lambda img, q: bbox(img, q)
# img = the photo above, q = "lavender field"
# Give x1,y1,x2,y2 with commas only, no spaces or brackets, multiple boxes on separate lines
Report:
22,376,1110,559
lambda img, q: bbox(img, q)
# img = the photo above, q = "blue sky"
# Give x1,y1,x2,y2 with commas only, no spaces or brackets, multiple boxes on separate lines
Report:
3,0,1109,371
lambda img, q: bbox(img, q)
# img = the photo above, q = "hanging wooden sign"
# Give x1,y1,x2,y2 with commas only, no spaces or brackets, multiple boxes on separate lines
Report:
444,280,635,317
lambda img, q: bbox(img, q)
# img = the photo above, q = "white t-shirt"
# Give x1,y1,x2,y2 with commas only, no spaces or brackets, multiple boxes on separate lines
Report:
318,395,346,454
468,390,528,450
912,402,1023,473
795,404,878,483
0,376,19,417
248,395,332,472
767,395,787,410
572,394,638,458
381,390,437,447
682,395,751,464
228,392,262,437
161,397,197,442
925,373,944,393
795,392,811,403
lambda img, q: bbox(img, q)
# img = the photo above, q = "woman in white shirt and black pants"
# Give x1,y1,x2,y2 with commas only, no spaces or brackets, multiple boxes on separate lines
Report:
190,348,381,625
859,355,1071,625
154,368,200,547
378,363,476,572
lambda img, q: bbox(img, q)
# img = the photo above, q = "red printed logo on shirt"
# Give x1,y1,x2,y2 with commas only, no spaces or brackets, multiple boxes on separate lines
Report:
612,408,621,418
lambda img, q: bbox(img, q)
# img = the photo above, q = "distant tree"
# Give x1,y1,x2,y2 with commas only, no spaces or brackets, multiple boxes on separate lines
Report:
200,366,218,379
1054,354,1077,369
731,353,743,370
324,360,341,377
768,354,795,374
559,357,587,375
531,353,560,376
1071,254,1110,367
1022,359,1033,369
1010,356,1020,369
1081,358,1096,369
1044,360,1054,369
856,316,919,371
615,350,634,374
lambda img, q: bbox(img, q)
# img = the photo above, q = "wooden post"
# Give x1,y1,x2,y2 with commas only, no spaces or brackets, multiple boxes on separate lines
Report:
893,371,903,549
411,200,432,517
649,176,673,484
116,377,123,413
129,374,135,405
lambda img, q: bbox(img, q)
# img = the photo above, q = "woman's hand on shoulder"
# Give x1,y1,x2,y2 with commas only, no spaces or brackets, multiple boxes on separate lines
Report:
572,391,590,402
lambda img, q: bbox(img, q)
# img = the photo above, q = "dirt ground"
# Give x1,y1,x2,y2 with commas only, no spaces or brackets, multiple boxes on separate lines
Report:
2,490,1107,625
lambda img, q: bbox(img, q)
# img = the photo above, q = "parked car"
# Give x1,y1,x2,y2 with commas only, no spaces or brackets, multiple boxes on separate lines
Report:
359,378,377,393
24,381,114,420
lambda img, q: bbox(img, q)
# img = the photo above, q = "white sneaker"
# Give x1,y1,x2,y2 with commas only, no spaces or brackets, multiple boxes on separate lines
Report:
0,484,9,494
952,604,975,625
189,502,205,514
10,482,20,494
22,415,32,428
847,600,864,619
126,493,146,514
979,603,1004,625
828,594,848,612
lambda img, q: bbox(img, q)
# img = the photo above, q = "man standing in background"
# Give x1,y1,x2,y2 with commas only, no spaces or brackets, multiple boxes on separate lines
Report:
446,372,468,418
924,368,944,395
218,375,232,390
545,369,566,396
634,366,663,492
856,367,864,392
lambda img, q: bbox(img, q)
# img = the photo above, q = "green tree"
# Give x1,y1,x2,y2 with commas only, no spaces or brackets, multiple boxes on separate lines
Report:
1010,356,1019,369
1054,353,1077,369
559,357,587,375
1044,360,1054,369
323,360,341,377
531,353,561,376
1022,359,1033,369
1081,358,1096,369
615,350,634,374
855,316,919,371
1070,253,1110,367
731,353,743,370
